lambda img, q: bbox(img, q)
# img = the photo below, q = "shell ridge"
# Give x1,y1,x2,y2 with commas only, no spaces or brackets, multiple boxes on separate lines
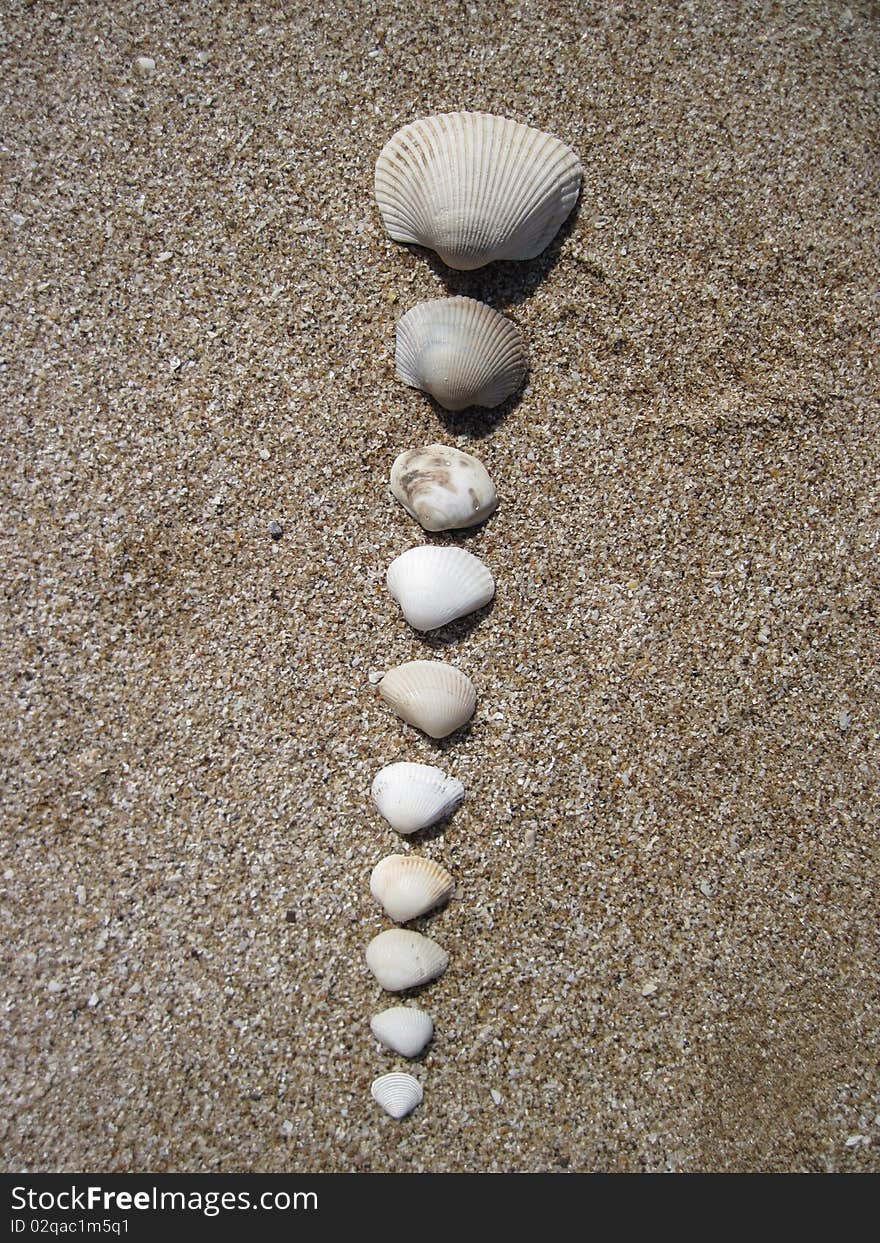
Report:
489,113,530,253
500,143,583,258
377,118,444,245
463,113,498,260
371,1071,424,1119
469,298,525,404
492,133,571,255
441,300,489,402
476,113,502,258
411,116,447,245
375,139,421,240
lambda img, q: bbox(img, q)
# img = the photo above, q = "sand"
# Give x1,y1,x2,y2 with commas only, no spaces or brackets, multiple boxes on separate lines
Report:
1,0,878,1172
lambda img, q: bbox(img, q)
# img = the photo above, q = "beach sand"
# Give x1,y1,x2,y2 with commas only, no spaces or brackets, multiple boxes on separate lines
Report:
1,0,878,1171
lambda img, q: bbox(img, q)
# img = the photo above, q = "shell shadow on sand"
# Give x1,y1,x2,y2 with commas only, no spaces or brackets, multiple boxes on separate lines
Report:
414,596,496,648
388,804,464,847
427,384,526,440
417,205,582,309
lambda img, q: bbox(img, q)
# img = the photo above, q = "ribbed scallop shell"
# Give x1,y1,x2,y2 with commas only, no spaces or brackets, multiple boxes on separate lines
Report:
371,1071,423,1119
370,854,455,923
390,444,498,532
387,545,495,632
379,660,476,739
375,112,582,270
371,761,464,835
396,297,527,411
365,928,449,992
370,1006,434,1058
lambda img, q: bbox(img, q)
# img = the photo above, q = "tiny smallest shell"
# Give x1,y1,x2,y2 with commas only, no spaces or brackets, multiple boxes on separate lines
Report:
371,1071,423,1120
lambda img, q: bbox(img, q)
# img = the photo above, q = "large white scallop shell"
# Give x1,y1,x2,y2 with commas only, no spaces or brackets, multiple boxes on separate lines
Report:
370,854,455,923
379,660,476,739
366,928,449,992
390,444,498,532
370,1006,434,1058
371,1071,423,1119
371,761,464,835
396,297,528,411
387,545,495,632
375,112,582,270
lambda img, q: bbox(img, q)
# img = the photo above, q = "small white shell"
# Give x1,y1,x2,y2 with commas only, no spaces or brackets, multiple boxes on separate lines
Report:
396,297,528,411
371,1071,423,1119
390,443,498,532
379,660,476,739
371,761,464,835
370,1006,434,1058
366,928,449,992
387,545,495,632
375,111,582,270
370,854,455,923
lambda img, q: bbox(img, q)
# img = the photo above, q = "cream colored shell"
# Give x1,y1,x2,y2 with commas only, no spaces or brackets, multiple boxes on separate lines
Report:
375,111,582,270
365,928,449,992
386,545,495,632
379,660,476,739
371,761,464,835
390,444,498,532
370,854,455,923
396,297,527,411
370,1006,434,1058
371,1071,424,1119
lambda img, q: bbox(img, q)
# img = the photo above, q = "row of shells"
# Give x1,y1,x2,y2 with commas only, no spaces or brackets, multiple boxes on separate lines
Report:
366,111,582,1120
367,765,461,1120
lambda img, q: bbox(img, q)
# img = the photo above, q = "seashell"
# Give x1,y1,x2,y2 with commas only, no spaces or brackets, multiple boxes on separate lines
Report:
370,1005,434,1058
390,443,497,532
366,928,449,992
387,545,495,632
375,111,582,270
379,660,476,739
396,297,528,411
371,761,464,835
371,1071,423,1119
370,854,455,923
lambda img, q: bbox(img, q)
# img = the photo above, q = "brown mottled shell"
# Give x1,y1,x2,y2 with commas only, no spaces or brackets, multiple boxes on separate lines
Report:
390,444,498,532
